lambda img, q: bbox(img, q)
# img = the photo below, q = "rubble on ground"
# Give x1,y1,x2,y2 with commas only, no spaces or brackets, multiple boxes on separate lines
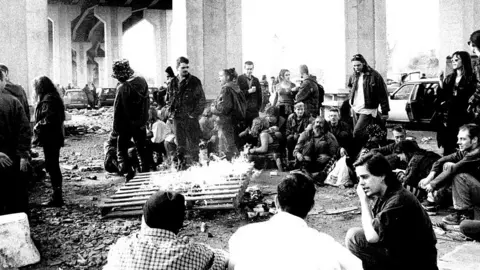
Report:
65,107,114,136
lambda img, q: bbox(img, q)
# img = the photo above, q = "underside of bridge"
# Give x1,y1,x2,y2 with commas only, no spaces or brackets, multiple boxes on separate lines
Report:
1,0,480,102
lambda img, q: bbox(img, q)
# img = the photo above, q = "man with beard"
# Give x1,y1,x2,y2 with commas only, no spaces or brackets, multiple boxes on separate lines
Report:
112,59,150,180
169,57,206,167
346,153,438,270
293,116,339,180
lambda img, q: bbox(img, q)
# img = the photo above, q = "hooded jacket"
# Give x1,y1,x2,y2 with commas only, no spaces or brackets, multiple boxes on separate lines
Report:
295,75,319,116
3,82,30,121
212,81,242,122
0,92,31,159
113,76,150,133
33,92,65,147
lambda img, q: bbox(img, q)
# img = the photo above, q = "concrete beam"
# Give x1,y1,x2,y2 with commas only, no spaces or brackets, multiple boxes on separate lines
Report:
171,0,242,99
94,6,132,87
144,9,171,86
72,42,90,87
438,0,480,71
48,3,81,87
0,0,49,102
344,0,387,82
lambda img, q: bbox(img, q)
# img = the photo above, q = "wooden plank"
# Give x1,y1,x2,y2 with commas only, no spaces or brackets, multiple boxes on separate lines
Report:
111,189,240,199
194,204,235,210
325,206,359,215
101,194,238,207
102,209,144,219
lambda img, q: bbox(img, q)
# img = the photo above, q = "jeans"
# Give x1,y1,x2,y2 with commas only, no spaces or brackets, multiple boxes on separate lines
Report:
173,117,201,162
345,227,392,270
44,145,62,193
217,121,238,161
452,173,480,210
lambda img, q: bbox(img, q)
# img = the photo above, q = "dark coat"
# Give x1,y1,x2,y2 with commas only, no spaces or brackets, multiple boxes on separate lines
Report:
347,67,390,115
429,148,480,189
286,113,313,137
237,74,262,119
113,76,150,133
295,76,319,116
169,74,206,119
33,92,65,147
399,150,441,187
326,121,353,152
3,82,30,121
0,92,31,159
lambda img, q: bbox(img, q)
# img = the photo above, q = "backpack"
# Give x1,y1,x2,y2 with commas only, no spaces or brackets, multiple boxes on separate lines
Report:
314,81,325,106
229,87,247,120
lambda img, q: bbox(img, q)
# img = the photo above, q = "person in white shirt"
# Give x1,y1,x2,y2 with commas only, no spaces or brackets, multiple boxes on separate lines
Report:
146,107,171,167
228,172,363,270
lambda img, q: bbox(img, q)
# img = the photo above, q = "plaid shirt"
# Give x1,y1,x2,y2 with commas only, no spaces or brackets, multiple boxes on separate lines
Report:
104,222,228,270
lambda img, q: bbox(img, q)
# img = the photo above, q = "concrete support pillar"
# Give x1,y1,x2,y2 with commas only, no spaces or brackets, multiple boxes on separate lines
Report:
0,0,48,102
172,0,243,99
144,9,171,86
48,3,80,87
438,0,480,71
72,42,90,88
344,0,387,81
95,57,105,87
94,6,132,88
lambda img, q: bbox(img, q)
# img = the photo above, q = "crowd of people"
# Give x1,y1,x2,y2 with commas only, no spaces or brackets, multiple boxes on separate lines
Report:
2,27,480,270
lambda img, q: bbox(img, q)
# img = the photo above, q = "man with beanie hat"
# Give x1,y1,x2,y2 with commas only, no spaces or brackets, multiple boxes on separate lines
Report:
112,59,150,180
104,191,228,270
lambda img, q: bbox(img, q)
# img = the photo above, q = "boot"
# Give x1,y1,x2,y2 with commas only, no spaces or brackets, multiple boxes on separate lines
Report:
43,188,64,207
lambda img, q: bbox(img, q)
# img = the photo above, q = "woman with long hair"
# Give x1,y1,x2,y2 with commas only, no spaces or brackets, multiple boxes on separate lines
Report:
435,51,476,155
32,76,66,206
273,69,296,119
211,68,241,160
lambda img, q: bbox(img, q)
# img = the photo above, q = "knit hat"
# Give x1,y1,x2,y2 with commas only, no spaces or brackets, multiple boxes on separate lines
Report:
112,59,134,82
165,66,175,78
143,191,185,231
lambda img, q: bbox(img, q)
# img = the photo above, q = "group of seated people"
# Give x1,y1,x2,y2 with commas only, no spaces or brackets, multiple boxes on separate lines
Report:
104,153,446,270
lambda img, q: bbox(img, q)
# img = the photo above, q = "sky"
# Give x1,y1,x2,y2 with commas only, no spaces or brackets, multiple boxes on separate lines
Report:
122,0,439,89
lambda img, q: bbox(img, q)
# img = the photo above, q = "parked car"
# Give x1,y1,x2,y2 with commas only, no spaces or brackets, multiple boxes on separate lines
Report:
63,89,89,109
97,88,117,107
388,79,439,127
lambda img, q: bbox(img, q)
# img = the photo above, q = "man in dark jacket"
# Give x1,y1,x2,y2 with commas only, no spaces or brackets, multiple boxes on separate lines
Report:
0,64,30,121
295,65,320,117
169,56,206,167
347,54,389,141
112,59,150,178
237,61,262,128
326,107,353,157
0,71,31,215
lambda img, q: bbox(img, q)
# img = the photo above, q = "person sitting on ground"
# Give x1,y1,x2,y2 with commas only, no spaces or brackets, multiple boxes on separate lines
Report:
104,131,139,176
247,117,282,171
229,172,363,270
356,124,389,161
370,125,409,169
286,102,314,161
346,153,438,270
418,124,480,221
393,140,441,199
199,107,218,158
105,191,228,270
146,107,169,169
326,107,353,157
293,116,339,182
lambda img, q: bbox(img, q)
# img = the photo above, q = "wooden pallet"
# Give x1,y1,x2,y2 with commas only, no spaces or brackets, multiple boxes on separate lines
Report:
100,170,251,218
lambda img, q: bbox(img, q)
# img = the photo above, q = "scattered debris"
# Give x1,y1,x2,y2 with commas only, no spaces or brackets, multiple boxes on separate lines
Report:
325,206,359,215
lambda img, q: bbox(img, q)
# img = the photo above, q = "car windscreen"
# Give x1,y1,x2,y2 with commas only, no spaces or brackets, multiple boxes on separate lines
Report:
66,91,87,101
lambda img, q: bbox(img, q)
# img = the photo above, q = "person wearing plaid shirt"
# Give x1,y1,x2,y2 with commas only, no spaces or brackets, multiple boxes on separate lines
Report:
104,191,228,270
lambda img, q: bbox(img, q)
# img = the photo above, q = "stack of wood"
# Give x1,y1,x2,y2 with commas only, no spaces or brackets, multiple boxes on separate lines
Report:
100,164,253,218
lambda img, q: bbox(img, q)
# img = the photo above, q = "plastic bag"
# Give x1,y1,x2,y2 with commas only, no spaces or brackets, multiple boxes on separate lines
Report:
325,156,352,187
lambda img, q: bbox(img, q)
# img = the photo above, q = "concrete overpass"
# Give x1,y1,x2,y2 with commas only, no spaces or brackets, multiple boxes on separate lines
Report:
1,0,480,102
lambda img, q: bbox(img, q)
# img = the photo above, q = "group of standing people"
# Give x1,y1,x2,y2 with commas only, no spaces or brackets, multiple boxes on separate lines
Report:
0,63,66,212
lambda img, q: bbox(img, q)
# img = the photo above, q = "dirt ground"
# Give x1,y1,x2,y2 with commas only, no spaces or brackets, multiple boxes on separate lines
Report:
23,129,465,269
